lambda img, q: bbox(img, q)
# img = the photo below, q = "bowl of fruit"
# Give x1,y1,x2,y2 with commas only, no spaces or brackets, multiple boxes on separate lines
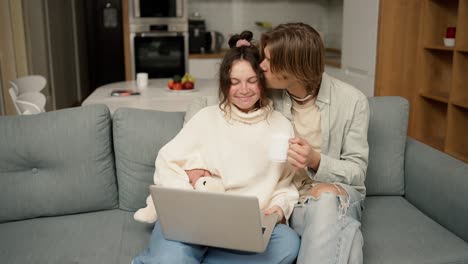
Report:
167,73,195,91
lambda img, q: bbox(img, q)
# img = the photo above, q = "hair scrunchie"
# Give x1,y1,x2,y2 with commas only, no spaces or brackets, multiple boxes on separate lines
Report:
235,39,251,48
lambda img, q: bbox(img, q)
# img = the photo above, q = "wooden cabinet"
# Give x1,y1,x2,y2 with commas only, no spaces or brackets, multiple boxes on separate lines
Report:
376,0,468,163
414,0,468,162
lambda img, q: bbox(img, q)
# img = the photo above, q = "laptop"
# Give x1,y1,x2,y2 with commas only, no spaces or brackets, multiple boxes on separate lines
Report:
149,185,278,253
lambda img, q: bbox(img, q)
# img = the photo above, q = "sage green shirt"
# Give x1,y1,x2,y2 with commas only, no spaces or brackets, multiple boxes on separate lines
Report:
268,73,370,197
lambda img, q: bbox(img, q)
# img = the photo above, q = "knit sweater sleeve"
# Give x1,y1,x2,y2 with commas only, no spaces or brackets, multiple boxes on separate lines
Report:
268,118,299,220
154,108,211,189
268,164,299,220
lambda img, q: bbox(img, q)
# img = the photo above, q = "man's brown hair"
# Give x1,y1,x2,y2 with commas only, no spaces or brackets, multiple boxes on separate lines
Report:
261,22,324,95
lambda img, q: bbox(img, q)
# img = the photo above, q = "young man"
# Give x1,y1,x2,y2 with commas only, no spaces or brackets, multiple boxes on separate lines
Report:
259,22,369,264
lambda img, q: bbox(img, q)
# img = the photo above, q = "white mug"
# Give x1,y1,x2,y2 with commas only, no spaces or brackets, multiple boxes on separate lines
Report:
136,72,148,89
268,133,290,162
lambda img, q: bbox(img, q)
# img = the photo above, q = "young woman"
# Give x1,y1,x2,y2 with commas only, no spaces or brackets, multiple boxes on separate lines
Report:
259,23,369,264
133,31,300,264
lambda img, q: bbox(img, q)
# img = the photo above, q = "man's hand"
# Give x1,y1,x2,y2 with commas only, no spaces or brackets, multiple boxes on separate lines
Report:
264,205,285,224
185,169,211,188
288,137,321,171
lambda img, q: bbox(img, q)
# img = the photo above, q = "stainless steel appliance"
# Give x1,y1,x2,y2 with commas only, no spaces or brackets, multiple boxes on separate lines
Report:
130,23,188,79
130,0,188,24
205,31,225,53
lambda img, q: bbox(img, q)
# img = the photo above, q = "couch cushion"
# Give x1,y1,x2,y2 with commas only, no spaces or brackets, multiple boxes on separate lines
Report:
366,96,408,195
362,196,468,264
0,105,118,223
113,108,185,211
0,209,151,264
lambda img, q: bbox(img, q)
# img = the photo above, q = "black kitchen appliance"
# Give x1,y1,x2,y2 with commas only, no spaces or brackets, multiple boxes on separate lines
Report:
189,19,207,53
85,0,125,92
132,0,186,19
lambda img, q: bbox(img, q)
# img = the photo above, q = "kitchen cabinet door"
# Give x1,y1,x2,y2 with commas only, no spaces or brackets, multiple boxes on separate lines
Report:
325,66,375,97
189,58,222,79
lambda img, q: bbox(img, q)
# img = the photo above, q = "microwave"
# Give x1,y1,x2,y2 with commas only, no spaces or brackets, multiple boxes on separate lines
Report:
131,0,187,23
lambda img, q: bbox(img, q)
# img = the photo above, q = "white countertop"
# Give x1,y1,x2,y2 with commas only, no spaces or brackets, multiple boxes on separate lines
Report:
82,78,218,113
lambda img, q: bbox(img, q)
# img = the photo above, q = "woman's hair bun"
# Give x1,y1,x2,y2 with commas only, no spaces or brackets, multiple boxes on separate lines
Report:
228,31,254,48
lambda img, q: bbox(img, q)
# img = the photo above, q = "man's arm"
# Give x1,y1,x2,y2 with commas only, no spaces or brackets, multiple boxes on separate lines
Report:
312,97,370,187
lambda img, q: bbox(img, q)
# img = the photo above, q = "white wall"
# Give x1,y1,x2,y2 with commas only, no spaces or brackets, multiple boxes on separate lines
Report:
329,0,379,97
326,0,343,50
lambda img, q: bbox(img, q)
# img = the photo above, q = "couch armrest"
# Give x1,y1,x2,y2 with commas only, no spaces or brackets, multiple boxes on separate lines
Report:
405,137,468,242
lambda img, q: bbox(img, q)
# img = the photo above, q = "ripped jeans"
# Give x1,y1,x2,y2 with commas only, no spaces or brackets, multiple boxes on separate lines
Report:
290,183,364,264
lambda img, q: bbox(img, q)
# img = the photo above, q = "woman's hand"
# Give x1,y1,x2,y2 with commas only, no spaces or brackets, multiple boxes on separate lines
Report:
264,205,285,224
185,169,211,188
288,137,321,171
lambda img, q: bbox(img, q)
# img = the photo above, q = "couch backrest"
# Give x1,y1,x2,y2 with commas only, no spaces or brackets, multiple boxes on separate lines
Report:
366,96,409,196
0,105,118,223
112,108,185,211
112,96,409,211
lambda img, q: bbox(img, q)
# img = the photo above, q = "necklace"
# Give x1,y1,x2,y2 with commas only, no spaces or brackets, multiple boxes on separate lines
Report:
289,93,313,102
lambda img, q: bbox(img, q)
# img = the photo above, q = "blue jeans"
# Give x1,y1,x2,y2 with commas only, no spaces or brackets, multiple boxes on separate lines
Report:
133,222,300,264
290,183,365,264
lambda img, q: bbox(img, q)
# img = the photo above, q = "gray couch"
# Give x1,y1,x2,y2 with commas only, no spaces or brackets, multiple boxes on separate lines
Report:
0,96,467,264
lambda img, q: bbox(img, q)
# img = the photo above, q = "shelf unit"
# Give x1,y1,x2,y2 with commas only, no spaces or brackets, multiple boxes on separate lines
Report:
413,0,468,162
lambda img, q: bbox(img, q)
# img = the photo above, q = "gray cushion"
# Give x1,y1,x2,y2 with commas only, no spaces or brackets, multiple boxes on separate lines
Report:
366,97,408,195
0,209,152,264
0,105,118,223
113,108,185,211
362,196,468,264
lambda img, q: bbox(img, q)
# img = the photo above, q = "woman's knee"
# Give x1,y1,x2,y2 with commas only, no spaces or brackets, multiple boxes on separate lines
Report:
142,222,205,263
270,224,300,263
308,183,348,199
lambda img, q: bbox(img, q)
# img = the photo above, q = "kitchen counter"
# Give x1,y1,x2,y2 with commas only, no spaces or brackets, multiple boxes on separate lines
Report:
189,49,227,59
189,48,341,68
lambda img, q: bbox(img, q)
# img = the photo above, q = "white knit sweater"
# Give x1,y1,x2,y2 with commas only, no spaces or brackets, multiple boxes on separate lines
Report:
152,102,299,220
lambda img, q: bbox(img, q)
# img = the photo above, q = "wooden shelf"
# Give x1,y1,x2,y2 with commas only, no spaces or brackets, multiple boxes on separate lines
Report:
424,45,455,51
376,0,467,163
422,0,459,48
451,99,468,109
420,91,449,103
419,48,453,98
456,0,468,50
414,98,448,152
446,105,468,162
451,51,468,107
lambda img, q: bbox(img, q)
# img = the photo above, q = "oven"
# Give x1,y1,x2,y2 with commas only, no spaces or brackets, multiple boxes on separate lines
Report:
130,23,188,79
